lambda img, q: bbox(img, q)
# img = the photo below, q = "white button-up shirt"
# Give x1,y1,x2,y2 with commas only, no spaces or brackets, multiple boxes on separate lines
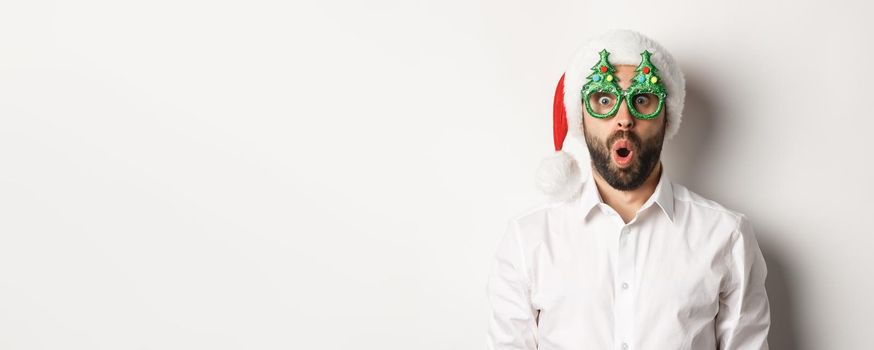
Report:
486,167,770,349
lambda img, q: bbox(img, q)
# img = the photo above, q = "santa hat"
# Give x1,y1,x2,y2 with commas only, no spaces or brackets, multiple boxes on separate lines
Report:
536,29,686,200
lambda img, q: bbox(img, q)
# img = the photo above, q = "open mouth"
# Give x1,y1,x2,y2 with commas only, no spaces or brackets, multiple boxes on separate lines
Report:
611,139,634,167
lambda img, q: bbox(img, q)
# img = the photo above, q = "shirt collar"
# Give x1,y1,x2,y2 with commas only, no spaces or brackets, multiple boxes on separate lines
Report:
578,165,675,224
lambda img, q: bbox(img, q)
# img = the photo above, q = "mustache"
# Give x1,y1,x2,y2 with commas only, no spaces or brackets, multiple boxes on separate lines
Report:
606,130,642,149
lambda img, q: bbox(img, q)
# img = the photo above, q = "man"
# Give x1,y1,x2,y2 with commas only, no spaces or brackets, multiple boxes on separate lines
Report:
486,30,770,350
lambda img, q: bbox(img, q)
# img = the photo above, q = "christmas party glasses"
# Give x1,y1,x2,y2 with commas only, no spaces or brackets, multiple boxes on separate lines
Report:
581,49,667,120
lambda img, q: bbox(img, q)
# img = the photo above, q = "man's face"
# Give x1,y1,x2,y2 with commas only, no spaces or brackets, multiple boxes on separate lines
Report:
582,64,667,191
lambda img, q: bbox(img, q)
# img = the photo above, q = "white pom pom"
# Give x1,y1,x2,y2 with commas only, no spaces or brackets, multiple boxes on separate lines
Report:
536,150,582,201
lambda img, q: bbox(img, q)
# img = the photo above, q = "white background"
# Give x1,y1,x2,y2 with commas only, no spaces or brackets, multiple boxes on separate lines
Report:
1,0,871,349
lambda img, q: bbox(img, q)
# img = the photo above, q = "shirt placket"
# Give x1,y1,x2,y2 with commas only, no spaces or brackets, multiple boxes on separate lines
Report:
614,223,635,350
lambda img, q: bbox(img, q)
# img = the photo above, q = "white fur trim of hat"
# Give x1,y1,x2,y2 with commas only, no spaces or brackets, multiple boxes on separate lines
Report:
536,29,686,201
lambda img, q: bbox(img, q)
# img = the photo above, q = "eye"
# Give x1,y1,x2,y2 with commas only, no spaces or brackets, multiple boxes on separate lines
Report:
631,93,659,115
588,92,618,115
634,95,649,105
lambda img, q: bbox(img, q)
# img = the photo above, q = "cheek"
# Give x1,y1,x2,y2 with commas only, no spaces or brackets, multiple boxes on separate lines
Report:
583,120,616,141
582,115,609,131
637,112,667,132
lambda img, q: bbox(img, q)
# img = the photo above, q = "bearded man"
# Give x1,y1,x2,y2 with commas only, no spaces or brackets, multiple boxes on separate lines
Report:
486,30,771,350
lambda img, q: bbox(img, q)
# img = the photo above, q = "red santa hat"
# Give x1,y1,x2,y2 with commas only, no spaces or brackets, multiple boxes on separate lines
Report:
536,29,686,200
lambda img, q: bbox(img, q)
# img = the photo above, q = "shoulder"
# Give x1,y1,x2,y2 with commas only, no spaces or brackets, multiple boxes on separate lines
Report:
671,182,747,227
504,195,579,249
668,182,762,255
670,182,765,266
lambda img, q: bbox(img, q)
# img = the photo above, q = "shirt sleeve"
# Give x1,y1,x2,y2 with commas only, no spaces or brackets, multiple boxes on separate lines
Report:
486,219,539,350
715,214,771,350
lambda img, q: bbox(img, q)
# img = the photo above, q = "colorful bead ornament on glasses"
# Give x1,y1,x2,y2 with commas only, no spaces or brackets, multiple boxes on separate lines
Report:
581,49,667,120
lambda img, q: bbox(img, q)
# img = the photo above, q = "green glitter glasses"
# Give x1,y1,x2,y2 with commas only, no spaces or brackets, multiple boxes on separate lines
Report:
581,49,667,120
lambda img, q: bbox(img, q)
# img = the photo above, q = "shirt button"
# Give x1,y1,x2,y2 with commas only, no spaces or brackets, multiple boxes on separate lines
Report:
622,343,629,350
622,282,629,289
621,227,629,234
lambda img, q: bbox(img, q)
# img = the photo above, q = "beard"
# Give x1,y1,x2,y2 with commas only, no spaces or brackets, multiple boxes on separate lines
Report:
583,123,665,191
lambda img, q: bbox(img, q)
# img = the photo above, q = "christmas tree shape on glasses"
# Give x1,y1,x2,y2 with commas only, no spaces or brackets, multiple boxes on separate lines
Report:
627,50,666,119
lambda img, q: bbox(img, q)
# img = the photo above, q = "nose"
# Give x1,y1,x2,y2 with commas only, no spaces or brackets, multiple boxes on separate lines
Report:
615,100,634,130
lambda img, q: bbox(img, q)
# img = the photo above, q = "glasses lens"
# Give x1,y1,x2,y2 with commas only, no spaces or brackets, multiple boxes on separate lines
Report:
630,93,660,116
587,92,619,116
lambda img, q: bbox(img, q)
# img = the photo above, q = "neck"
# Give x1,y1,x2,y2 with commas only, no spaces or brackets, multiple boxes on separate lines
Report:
591,161,662,216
